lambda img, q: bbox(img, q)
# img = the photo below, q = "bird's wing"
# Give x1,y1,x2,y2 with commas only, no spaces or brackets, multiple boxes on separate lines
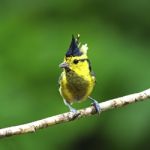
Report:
58,72,63,87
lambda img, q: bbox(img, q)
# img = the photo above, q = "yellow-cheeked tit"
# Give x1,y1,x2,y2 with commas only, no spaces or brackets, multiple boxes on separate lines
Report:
59,35,100,113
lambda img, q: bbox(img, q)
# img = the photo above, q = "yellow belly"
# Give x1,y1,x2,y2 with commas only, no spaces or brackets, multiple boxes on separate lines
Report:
59,72,95,104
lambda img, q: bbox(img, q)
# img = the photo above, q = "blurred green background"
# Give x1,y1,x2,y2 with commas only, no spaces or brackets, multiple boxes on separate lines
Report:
0,0,150,149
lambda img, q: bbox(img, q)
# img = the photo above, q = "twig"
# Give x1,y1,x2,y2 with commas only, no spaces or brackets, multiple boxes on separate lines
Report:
0,89,150,138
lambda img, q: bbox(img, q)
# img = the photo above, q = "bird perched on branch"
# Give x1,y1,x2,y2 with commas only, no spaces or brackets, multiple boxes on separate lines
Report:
59,34,100,113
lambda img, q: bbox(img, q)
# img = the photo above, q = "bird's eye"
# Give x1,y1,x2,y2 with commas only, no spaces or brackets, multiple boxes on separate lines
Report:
73,59,79,64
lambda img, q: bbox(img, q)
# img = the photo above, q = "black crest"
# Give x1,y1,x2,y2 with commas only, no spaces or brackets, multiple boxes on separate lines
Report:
66,35,82,57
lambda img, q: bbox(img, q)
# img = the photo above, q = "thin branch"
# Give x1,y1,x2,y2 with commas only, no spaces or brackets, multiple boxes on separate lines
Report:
0,89,150,138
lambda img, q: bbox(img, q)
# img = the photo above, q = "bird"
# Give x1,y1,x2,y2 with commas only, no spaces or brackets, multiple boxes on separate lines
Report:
59,34,100,113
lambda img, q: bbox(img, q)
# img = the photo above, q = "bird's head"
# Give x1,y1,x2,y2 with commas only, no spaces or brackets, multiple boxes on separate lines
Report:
59,35,90,74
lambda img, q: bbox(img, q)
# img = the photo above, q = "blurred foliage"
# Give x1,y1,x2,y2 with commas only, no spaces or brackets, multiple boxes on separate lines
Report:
0,0,150,150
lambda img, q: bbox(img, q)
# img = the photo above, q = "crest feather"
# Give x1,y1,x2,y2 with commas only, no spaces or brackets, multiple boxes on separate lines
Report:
80,44,88,55
66,35,82,57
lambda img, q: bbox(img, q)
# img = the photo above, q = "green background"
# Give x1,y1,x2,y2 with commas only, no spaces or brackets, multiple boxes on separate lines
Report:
0,0,150,149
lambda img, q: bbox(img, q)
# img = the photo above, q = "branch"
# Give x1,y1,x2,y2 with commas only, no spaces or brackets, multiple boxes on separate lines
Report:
0,89,150,138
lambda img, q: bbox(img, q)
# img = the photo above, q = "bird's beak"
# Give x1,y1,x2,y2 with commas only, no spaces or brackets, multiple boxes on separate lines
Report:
59,62,69,68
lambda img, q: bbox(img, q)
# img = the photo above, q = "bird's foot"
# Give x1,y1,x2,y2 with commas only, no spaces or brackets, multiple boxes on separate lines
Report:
63,99,80,119
69,107,80,119
88,96,101,114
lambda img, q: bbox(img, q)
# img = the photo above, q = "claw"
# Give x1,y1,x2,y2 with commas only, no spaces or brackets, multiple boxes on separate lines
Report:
70,107,77,113
68,105,80,119
63,99,80,118
88,96,101,114
92,100,101,113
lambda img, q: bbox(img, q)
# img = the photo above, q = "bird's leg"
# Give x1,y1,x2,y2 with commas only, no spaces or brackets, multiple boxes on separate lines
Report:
63,99,77,113
88,96,101,113
63,99,80,119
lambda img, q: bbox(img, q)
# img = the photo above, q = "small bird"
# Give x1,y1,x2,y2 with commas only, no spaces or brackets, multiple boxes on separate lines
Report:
59,34,100,113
